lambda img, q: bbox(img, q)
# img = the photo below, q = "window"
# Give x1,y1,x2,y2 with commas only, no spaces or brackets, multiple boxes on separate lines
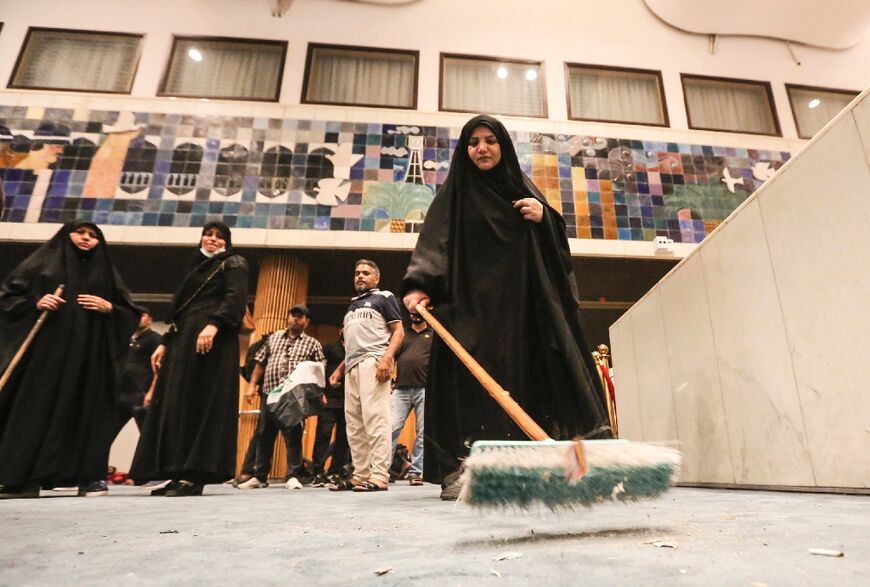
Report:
682,75,780,136
786,84,859,139
9,28,142,94
159,36,286,101
566,64,668,126
302,44,418,109
440,54,546,118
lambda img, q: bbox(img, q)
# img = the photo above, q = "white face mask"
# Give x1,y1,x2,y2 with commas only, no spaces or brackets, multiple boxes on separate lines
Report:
200,246,226,258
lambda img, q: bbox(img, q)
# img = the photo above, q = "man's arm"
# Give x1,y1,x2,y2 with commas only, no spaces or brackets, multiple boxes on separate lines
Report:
375,321,404,383
245,362,265,404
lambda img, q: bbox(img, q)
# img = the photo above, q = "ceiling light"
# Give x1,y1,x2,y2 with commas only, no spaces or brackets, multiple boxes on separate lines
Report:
526,69,538,81
496,67,508,79
808,98,821,109
188,48,203,62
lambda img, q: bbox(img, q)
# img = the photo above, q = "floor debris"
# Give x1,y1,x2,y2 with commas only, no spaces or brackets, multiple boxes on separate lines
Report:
492,551,522,561
808,548,844,557
373,565,393,576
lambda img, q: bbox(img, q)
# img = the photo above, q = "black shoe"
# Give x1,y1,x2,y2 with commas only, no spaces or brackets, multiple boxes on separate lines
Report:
0,485,40,499
309,474,329,488
440,468,463,501
165,481,204,497
78,480,108,497
150,480,181,496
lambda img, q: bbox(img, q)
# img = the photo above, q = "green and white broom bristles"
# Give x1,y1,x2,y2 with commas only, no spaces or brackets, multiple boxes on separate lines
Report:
459,439,682,510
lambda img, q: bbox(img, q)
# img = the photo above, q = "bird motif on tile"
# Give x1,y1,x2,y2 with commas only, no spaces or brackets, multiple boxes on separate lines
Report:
752,161,776,181
721,167,744,193
314,177,351,206
323,143,364,180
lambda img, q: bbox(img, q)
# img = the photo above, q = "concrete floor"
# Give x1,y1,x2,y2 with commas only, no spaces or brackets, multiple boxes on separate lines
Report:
0,484,866,586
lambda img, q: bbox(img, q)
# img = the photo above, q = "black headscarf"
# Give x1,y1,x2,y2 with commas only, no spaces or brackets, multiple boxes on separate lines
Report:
0,220,140,375
167,221,235,321
402,115,611,482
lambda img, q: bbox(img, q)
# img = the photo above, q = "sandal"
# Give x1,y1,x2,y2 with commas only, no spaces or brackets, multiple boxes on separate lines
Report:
408,476,424,487
352,481,388,492
327,479,358,492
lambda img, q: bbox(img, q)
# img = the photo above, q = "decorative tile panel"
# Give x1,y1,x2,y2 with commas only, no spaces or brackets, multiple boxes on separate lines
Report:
0,104,789,243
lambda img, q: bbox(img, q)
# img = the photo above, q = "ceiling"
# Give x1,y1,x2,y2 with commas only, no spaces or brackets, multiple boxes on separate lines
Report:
644,0,870,49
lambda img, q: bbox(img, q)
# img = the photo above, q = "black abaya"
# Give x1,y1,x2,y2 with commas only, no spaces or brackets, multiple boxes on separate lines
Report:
130,223,248,484
402,115,611,483
0,221,140,488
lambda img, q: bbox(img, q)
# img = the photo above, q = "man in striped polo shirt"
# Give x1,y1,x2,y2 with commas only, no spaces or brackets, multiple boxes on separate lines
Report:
328,260,403,492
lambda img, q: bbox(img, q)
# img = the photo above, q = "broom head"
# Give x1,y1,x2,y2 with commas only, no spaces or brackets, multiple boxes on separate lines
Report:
460,439,681,510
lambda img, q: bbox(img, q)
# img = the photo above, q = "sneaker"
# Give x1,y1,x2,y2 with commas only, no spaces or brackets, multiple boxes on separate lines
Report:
79,481,108,497
439,469,463,501
285,477,303,490
236,477,268,490
408,474,424,486
309,474,329,488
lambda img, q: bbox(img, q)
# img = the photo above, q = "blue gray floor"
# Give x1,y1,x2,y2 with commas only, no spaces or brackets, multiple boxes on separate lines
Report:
0,484,866,586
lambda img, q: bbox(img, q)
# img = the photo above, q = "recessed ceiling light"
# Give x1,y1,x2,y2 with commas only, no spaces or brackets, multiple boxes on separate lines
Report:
526,69,537,81
496,67,508,79
188,48,203,62
808,98,821,109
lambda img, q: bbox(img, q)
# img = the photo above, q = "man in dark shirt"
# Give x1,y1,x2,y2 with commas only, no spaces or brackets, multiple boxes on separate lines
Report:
391,313,432,486
310,330,351,486
115,309,161,434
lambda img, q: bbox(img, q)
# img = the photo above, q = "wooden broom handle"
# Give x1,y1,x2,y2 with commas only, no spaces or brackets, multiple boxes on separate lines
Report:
0,284,65,394
415,303,550,442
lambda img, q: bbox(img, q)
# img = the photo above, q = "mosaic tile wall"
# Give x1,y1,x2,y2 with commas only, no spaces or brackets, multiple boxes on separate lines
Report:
0,105,790,244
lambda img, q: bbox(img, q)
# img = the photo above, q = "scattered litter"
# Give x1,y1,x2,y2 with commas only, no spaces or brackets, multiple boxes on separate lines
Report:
159,530,179,534
346,514,354,519
755,537,768,546
373,565,393,576
490,568,501,578
644,537,678,549
492,551,523,561
809,548,843,557
679,569,687,574
724,515,736,520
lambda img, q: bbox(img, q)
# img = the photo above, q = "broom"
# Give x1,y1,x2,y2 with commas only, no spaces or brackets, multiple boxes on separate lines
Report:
415,303,680,510
0,284,65,394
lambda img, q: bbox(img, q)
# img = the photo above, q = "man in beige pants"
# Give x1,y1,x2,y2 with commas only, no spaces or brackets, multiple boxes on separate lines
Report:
328,260,403,492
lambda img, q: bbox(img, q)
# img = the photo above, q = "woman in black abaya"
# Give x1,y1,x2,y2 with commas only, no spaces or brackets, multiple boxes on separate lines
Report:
402,115,612,497
131,221,248,496
0,220,140,498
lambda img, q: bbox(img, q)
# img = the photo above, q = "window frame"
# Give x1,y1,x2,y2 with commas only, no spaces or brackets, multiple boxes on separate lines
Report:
785,83,860,139
439,52,548,119
157,35,288,102
564,62,669,127
680,73,782,137
8,26,144,94
301,42,420,110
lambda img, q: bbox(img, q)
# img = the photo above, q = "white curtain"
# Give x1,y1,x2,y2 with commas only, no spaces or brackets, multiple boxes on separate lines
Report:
788,87,858,138
14,31,140,92
164,40,284,100
306,48,416,108
568,68,665,125
441,57,544,117
684,78,777,135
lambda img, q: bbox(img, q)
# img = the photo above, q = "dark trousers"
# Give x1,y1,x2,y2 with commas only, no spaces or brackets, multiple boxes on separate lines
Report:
112,393,147,440
252,394,303,482
311,407,350,476
239,428,259,477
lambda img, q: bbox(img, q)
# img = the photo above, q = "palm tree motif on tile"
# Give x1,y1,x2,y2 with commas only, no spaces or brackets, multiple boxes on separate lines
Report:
361,182,434,232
